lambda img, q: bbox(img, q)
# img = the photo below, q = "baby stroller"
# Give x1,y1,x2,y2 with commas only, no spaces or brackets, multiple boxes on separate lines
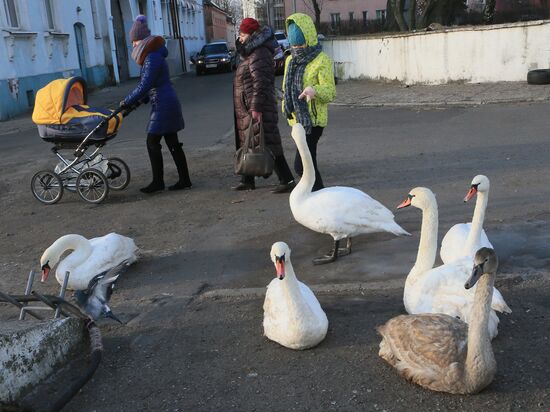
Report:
31,77,133,204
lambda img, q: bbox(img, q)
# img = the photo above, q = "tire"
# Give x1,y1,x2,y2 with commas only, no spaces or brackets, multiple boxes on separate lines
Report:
76,168,109,204
527,69,550,85
31,170,63,205
106,157,131,190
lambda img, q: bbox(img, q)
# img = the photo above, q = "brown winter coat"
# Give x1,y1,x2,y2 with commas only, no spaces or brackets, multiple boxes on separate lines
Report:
233,28,282,157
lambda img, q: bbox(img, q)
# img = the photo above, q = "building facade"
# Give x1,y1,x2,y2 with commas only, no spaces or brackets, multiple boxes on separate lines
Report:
203,0,234,44
0,0,207,121
0,0,111,120
283,0,387,31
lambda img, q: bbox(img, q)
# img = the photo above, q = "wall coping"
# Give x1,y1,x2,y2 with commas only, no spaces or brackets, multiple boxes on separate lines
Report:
323,19,550,42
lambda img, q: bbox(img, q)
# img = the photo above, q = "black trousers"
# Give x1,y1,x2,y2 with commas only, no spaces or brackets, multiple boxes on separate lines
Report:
294,126,324,191
241,154,294,185
146,133,191,185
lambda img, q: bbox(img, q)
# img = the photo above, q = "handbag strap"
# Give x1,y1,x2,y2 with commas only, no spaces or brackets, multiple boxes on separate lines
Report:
244,119,265,151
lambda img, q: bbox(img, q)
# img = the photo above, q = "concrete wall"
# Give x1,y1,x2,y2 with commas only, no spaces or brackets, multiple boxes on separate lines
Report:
0,318,85,404
322,20,550,84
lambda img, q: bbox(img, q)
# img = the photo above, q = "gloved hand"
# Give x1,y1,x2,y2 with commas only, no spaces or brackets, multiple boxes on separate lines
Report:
119,100,127,108
251,110,263,122
299,86,316,102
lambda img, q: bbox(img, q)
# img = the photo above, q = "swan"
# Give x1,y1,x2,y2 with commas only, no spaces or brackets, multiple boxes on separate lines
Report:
440,175,493,264
40,233,138,290
289,123,409,265
377,247,499,394
397,187,510,339
263,241,328,349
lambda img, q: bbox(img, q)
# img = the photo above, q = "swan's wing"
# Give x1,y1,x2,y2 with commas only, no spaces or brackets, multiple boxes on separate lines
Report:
378,314,468,370
440,223,469,264
298,281,328,322
263,280,291,332
299,187,407,236
78,234,136,278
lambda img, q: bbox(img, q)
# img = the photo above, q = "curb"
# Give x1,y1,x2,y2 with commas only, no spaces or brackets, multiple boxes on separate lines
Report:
199,272,549,300
331,96,550,108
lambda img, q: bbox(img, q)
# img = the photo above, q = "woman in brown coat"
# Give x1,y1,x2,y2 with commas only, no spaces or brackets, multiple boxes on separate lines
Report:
232,18,294,193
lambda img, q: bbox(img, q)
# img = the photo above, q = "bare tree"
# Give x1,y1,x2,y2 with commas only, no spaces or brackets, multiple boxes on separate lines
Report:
483,0,496,24
301,0,324,30
385,0,466,31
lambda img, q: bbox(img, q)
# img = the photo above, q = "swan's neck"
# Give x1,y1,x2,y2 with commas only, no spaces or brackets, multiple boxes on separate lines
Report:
293,133,315,195
408,203,438,283
53,236,93,277
464,191,488,257
464,273,496,388
280,261,312,314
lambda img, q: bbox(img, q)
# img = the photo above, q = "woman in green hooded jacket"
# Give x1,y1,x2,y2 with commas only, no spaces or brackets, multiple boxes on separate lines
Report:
282,13,336,191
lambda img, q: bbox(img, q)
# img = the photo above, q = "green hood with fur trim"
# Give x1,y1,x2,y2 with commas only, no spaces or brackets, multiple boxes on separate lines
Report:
283,13,335,128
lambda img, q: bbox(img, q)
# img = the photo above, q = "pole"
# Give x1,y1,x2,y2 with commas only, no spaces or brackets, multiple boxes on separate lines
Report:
104,0,120,84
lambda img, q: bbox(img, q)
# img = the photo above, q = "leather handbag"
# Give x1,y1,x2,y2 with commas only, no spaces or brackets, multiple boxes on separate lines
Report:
234,120,274,177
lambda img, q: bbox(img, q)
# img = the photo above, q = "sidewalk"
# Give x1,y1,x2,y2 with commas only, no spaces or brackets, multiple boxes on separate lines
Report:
3,77,550,136
333,79,550,107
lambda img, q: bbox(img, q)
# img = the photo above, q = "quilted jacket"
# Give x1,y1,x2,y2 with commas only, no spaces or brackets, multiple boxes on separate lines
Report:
124,44,184,135
282,13,336,128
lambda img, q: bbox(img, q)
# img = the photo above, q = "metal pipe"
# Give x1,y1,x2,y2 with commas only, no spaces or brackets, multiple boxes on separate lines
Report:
31,291,71,318
19,269,36,320
0,290,44,320
54,271,70,318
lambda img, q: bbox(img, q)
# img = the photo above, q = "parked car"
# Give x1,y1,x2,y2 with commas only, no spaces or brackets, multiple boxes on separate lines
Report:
274,30,290,51
274,46,289,76
194,42,235,75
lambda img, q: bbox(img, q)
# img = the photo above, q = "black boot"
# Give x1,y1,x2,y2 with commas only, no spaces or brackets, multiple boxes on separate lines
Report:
231,175,255,191
141,143,165,194
168,142,192,191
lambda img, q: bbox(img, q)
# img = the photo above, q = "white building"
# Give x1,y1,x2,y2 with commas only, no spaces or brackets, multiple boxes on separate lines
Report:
0,0,110,120
0,0,206,121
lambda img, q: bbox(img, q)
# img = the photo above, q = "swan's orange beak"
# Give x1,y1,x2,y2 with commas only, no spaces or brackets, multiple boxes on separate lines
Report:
464,186,477,202
275,258,285,280
41,263,50,282
397,196,412,209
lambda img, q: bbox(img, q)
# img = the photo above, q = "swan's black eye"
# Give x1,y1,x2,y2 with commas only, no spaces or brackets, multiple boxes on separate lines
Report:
41,261,50,270
275,254,285,263
408,194,415,200
472,183,480,189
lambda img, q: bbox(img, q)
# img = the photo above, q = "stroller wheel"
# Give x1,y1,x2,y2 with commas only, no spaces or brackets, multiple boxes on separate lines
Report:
106,157,131,190
76,168,109,204
31,170,64,204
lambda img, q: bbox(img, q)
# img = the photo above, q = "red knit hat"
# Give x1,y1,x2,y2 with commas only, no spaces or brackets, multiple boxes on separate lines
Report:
239,18,260,35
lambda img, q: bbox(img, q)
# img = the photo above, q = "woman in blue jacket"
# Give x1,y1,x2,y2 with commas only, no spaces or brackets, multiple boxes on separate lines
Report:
122,15,192,194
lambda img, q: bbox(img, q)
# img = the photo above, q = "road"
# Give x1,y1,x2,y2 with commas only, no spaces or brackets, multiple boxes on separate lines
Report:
1,72,549,410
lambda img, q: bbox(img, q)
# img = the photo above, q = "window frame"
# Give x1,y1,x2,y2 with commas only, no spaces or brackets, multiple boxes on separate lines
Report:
3,0,20,28
44,0,56,31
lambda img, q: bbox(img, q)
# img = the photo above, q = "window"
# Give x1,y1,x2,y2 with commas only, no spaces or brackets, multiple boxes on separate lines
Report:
90,0,101,37
3,0,19,27
362,11,368,26
45,0,55,30
349,12,354,22
330,13,340,30
376,9,386,22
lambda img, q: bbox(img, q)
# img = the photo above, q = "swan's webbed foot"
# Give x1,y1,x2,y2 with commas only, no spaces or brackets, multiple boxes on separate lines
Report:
336,237,352,256
313,239,340,265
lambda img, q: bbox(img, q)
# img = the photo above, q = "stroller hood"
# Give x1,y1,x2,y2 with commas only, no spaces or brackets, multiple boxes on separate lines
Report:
32,77,88,125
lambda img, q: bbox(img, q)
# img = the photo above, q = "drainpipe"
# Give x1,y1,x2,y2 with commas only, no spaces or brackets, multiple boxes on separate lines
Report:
293,0,296,13
104,0,120,84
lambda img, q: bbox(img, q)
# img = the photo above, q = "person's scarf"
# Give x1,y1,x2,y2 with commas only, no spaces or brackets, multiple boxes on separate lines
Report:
131,35,165,66
236,26,277,58
283,43,322,134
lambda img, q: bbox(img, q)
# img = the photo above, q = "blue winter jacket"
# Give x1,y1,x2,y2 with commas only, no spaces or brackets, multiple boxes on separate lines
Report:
124,46,185,135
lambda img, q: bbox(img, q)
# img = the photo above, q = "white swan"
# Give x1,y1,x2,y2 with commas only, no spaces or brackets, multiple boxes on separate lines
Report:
40,233,138,290
263,242,328,349
440,175,493,264
289,123,409,264
397,187,510,339
377,248,498,394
